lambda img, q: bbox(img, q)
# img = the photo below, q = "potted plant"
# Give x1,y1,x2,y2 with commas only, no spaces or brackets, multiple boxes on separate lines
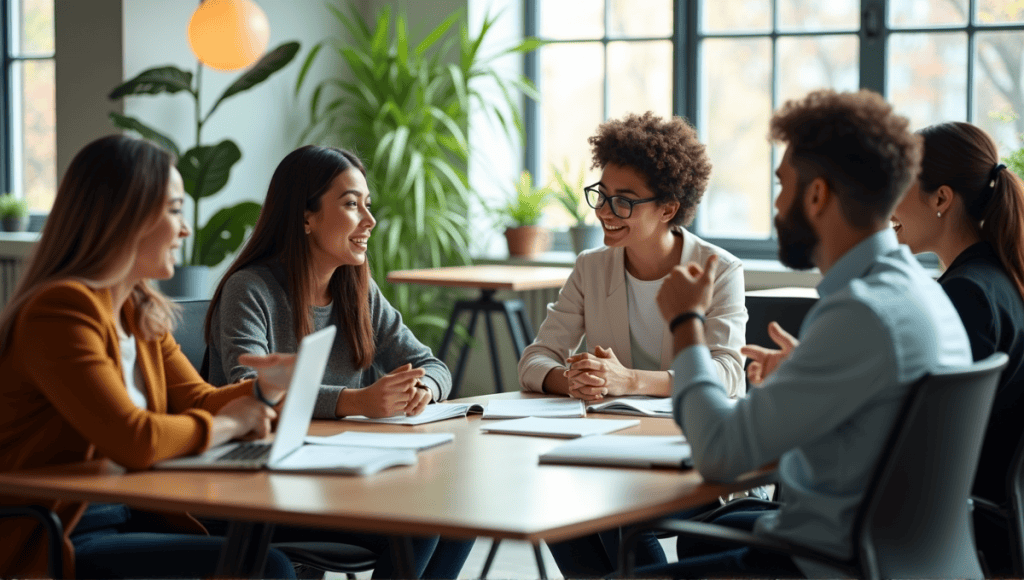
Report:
497,171,554,258
552,164,603,254
295,2,542,344
0,194,29,233
107,42,300,297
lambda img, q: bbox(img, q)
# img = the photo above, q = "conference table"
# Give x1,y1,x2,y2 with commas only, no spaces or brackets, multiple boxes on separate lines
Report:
0,392,774,578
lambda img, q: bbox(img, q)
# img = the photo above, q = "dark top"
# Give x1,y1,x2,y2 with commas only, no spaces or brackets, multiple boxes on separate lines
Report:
939,241,1024,504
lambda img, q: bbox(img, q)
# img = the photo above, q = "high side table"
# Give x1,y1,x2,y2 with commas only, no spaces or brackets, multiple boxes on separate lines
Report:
387,265,572,396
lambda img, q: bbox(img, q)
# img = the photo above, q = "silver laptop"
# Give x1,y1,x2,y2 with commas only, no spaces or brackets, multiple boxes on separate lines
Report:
154,325,337,470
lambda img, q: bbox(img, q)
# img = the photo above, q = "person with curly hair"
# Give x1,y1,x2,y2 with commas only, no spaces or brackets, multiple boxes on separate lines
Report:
517,112,747,576
651,89,972,577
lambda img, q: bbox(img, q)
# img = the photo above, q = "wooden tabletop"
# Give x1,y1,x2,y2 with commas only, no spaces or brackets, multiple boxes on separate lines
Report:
0,392,773,543
387,265,573,292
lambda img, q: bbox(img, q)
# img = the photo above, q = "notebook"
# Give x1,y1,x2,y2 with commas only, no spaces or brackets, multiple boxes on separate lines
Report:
539,435,692,468
479,417,640,438
342,397,588,425
586,396,673,418
153,326,417,475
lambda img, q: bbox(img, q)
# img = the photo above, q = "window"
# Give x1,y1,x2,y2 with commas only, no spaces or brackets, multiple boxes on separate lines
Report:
526,0,1024,259
2,0,55,211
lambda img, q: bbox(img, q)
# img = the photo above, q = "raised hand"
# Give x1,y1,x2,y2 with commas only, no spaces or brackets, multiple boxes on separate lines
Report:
238,352,297,405
740,322,799,387
564,346,636,401
657,254,718,323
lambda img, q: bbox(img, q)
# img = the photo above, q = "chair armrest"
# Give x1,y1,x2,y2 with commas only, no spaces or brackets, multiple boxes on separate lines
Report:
688,497,781,523
619,518,857,577
970,496,1008,520
0,505,64,578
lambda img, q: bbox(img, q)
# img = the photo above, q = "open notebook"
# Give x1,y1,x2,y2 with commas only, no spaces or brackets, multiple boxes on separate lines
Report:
586,396,673,418
343,397,587,425
153,326,416,476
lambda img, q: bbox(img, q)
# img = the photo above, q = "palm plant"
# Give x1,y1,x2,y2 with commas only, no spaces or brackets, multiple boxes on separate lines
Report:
296,2,541,343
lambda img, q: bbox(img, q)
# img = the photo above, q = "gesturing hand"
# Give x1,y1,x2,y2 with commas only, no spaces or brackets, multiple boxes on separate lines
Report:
657,254,718,323
238,352,297,405
564,346,636,401
360,363,426,418
740,322,799,387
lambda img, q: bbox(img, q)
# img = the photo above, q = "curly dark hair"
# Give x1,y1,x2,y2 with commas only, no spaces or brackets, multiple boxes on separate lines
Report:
588,111,711,226
770,89,922,229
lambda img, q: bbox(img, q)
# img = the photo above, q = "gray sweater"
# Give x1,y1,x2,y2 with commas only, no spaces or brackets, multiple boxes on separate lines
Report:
208,263,452,418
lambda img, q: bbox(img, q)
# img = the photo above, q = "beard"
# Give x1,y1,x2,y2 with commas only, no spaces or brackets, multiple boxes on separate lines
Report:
775,191,819,270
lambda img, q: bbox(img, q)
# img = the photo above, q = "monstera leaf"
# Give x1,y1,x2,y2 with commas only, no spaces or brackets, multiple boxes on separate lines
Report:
194,201,262,267
177,141,242,200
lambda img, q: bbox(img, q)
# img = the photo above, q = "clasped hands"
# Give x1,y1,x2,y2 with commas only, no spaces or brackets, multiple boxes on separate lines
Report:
564,346,636,401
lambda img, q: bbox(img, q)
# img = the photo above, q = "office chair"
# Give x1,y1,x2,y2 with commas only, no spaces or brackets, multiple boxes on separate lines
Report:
172,299,377,579
970,433,1024,576
619,352,1008,580
0,505,64,578
173,298,211,378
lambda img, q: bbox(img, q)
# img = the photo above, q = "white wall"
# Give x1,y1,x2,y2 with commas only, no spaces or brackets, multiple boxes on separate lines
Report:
121,0,345,293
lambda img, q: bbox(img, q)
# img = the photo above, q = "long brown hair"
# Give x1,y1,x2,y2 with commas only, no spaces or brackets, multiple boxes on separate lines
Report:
206,145,375,368
0,134,179,356
917,122,1024,300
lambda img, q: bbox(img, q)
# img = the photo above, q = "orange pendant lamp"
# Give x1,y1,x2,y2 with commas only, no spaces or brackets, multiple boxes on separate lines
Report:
187,0,270,71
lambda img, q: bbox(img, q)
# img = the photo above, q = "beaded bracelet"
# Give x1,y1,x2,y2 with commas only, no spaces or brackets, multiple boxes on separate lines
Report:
669,311,706,333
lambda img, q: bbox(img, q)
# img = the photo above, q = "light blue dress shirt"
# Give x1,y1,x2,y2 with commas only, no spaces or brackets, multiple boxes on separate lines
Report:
670,228,971,576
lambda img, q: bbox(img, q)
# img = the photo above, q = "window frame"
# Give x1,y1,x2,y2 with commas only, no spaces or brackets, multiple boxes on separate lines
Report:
523,0,1024,261
1,0,56,201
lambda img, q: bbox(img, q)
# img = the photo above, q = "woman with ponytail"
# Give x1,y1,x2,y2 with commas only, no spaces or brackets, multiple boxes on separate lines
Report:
890,121,1024,575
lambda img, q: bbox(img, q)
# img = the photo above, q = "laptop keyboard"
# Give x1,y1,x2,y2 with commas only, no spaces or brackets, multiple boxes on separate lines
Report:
218,442,272,462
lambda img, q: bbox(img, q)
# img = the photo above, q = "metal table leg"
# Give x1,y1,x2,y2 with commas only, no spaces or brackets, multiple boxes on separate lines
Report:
480,538,501,579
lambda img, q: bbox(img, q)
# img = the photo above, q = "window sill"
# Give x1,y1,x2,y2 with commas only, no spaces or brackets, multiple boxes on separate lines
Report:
472,250,823,291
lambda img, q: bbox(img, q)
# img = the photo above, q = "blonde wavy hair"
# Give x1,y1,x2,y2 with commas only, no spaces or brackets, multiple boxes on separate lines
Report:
0,135,181,355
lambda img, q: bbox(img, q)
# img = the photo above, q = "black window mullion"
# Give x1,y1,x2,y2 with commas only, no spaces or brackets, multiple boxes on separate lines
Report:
966,0,976,122
602,0,610,121
860,0,886,95
1,0,11,195
523,0,539,180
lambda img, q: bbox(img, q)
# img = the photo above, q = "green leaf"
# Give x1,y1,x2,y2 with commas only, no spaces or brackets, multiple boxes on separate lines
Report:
209,42,301,117
294,42,324,96
108,112,181,157
109,66,193,100
414,11,460,56
195,201,262,267
178,140,243,201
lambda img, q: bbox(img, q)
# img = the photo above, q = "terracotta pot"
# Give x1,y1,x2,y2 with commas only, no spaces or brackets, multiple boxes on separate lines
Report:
504,225,552,258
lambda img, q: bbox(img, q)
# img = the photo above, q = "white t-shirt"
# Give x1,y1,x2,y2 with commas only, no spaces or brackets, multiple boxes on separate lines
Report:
119,331,148,410
626,270,667,367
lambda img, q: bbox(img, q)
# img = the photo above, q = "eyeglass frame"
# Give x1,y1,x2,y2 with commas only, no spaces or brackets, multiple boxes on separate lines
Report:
583,182,661,219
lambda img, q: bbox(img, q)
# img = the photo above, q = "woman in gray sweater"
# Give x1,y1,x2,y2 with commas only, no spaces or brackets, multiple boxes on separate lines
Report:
205,145,469,579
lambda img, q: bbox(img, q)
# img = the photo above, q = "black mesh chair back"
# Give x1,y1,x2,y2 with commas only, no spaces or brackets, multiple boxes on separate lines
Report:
856,352,1007,580
743,292,817,350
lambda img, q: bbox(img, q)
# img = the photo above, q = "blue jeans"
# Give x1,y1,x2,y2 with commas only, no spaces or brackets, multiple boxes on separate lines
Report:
640,507,804,579
71,508,296,579
548,503,719,578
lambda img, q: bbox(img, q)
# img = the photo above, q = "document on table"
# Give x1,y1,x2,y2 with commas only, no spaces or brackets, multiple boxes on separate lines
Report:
479,417,640,438
269,445,418,475
342,397,586,425
539,435,692,468
586,396,673,418
305,431,454,450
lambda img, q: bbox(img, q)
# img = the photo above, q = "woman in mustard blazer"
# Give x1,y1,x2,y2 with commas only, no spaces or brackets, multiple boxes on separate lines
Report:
0,135,298,579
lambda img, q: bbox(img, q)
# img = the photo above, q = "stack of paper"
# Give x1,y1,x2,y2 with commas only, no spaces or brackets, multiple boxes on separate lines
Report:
342,397,588,425
269,445,418,475
305,431,454,450
586,396,673,418
342,403,480,425
539,435,692,469
479,417,639,438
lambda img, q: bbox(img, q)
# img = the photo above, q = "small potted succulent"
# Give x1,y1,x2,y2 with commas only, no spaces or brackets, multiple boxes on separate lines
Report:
0,194,29,233
552,164,603,254
497,171,554,258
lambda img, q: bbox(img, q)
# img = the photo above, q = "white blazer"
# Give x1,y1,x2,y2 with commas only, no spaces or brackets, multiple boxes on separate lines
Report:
518,228,747,397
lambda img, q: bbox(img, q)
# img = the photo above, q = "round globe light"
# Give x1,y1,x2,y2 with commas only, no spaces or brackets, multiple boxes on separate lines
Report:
187,0,270,71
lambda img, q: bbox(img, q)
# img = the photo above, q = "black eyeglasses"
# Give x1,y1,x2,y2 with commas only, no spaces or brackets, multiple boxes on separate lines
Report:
583,183,660,219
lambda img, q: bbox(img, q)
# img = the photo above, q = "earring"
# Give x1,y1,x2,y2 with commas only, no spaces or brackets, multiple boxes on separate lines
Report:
937,211,942,218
